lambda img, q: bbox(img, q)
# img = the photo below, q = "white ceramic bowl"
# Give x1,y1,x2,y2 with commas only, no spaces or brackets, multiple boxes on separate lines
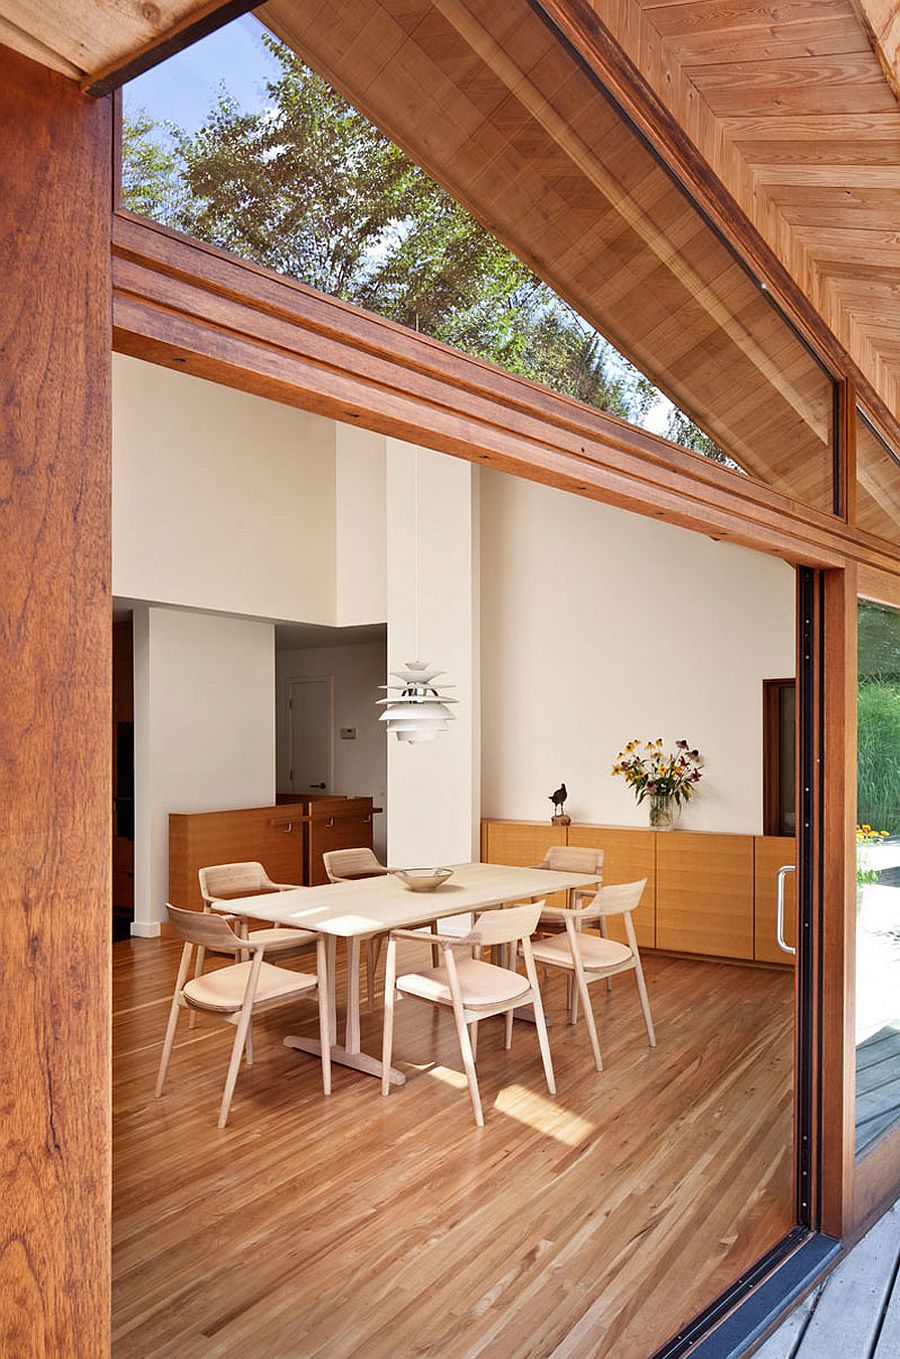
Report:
395,868,454,893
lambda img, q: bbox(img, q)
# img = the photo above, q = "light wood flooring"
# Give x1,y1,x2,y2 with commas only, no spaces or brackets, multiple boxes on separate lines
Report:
113,938,795,1359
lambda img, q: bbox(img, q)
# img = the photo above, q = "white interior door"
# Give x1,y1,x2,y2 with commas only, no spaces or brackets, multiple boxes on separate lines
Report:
289,677,333,794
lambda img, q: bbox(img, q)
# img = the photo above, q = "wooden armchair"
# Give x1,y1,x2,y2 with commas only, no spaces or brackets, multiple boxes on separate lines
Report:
530,880,655,1073
382,901,554,1127
155,904,331,1127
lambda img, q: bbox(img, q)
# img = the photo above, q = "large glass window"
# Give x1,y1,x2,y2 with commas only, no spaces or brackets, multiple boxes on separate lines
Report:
120,10,836,504
857,411,900,546
856,597,900,1158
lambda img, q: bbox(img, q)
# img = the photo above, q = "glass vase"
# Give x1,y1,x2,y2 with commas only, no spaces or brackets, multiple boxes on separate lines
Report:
648,792,678,831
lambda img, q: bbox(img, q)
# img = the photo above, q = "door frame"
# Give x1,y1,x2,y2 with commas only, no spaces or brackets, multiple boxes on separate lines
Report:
288,674,335,796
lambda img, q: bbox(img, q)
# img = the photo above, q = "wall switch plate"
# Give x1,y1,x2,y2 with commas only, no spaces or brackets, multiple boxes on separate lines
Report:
340,727,357,740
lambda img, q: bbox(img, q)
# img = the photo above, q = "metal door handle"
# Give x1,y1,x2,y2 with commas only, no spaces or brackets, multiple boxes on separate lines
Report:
776,865,796,956
311,782,326,789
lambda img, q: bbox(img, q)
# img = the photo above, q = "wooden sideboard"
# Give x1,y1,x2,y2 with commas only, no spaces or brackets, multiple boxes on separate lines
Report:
481,819,795,965
169,796,378,909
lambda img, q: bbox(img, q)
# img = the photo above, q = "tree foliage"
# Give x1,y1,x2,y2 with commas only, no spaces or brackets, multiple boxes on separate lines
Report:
123,36,715,433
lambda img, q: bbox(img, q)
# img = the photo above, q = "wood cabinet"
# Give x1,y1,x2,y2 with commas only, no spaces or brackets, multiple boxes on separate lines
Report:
169,797,377,908
656,832,754,959
568,825,655,947
481,820,796,965
754,836,797,964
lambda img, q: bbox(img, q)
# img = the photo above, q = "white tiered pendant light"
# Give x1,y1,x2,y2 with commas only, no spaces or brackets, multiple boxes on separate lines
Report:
377,451,457,744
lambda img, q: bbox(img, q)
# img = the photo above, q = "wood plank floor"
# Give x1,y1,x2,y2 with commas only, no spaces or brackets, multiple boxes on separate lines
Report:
756,1202,900,1359
113,939,795,1358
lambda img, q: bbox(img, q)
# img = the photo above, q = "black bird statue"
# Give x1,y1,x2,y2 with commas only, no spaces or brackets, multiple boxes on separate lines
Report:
549,783,568,818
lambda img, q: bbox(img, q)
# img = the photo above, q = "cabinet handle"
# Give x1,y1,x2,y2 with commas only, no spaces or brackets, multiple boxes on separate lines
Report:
776,865,796,956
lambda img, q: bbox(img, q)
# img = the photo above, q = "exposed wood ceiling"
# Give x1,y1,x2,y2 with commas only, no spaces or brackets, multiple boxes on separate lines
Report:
0,0,229,82
581,0,900,422
260,0,841,512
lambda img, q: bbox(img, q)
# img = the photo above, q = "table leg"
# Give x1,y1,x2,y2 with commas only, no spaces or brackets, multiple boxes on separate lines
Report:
284,934,406,1085
326,935,337,1037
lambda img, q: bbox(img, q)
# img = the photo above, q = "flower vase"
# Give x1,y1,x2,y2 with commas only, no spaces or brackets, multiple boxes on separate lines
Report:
649,793,678,831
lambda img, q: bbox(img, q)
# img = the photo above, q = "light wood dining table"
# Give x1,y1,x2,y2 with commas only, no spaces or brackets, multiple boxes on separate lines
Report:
215,861,602,1086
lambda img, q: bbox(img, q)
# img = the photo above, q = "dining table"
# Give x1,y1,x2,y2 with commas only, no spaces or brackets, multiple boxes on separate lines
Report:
216,861,602,1086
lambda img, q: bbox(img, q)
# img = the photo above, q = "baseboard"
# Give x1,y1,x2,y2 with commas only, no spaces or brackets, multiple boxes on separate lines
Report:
130,920,161,938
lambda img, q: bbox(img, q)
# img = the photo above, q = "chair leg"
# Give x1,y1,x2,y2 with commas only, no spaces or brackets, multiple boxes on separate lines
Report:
633,959,657,1047
504,1009,514,1051
156,942,192,1096
317,936,332,1096
574,967,602,1072
599,919,613,993
568,971,580,1025
430,920,440,969
155,995,183,1097
445,950,483,1127
451,1005,483,1127
218,950,264,1129
382,937,397,1098
244,1021,254,1067
469,1020,479,1060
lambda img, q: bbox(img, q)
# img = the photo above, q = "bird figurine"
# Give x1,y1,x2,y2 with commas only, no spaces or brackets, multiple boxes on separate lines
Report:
549,783,568,823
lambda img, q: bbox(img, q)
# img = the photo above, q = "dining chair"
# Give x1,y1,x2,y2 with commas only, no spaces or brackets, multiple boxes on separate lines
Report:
323,847,394,1009
194,862,316,1026
155,904,331,1128
535,845,606,1019
529,880,655,1073
381,901,554,1127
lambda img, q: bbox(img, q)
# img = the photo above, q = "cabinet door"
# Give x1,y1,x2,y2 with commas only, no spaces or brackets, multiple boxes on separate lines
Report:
567,825,655,947
754,836,796,965
483,821,567,910
656,833,754,959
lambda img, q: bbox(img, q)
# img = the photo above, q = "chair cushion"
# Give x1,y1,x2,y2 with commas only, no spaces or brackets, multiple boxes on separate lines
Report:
530,932,632,971
248,927,316,952
396,957,531,1009
183,960,318,1013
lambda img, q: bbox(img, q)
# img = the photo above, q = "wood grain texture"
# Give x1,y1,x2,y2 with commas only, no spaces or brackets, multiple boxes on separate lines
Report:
111,212,900,579
656,833,755,959
567,0,900,459
754,836,798,966
567,825,656,947
483,819,568,912
112,935,795,1357
0,43,111,1358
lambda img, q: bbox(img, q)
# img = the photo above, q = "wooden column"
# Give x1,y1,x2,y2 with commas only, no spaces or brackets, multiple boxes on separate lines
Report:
0,45,111,1357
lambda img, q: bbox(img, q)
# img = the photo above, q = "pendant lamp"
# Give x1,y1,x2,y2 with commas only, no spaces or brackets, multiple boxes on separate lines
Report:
377,452,457,743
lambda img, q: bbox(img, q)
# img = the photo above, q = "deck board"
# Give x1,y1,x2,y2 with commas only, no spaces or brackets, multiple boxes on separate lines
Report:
760,1204,900,1359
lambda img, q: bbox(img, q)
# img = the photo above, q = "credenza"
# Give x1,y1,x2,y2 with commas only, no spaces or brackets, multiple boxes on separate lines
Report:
169,796,379,910
480,819,796,965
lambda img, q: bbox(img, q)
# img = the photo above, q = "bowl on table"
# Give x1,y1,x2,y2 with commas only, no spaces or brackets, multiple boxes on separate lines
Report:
395,868,454,893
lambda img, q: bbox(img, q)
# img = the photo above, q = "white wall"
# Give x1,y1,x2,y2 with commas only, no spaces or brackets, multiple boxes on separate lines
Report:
275,641,388,858
113,354,338,624
335,424,387,625
480,470,795,835
132,605,276,932
386,441,480,866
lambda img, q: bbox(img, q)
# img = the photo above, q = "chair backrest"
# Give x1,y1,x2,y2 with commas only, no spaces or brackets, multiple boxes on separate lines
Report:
580,879,647,920
539,845,605,876
323,847,386,882
473,901,543,947
199,861,270,904
167,903,246,953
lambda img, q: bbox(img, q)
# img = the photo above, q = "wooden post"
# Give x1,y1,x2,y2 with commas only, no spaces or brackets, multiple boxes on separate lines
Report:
0,44,111,1357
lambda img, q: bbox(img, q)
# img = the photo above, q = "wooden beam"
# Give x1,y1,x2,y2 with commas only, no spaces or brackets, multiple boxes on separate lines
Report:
0,43,111,1356
112,210,900,578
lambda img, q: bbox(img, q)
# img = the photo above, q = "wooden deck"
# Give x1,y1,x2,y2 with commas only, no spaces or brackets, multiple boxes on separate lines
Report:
113,937,794,1358
756,1203,900,1359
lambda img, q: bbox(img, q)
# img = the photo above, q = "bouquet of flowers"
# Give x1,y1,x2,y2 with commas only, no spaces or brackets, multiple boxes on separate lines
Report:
611,738,703,809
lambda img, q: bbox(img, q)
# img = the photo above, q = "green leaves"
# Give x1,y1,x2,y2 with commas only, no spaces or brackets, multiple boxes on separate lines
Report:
121,35,711,438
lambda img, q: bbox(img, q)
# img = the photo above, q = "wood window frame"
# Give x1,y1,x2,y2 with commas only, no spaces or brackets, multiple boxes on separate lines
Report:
763,678,797,838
